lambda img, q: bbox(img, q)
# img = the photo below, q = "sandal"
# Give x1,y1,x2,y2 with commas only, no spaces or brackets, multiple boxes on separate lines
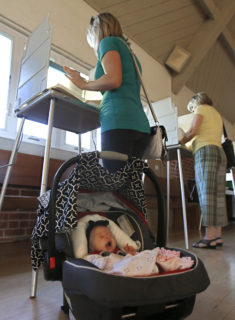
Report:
192,239,217,249
215,237,223,247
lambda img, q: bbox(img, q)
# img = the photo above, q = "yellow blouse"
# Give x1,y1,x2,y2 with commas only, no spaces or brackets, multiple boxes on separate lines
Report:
192,104,223,153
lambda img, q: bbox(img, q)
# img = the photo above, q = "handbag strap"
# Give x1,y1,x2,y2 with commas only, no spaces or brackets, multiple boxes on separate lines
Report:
223,124,228,139
119,38,159,124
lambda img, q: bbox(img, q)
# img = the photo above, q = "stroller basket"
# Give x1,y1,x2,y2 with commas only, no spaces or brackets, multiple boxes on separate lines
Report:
31,151,209,320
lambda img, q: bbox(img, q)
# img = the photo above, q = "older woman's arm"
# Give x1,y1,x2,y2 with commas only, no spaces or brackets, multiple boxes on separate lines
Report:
180,114,203,144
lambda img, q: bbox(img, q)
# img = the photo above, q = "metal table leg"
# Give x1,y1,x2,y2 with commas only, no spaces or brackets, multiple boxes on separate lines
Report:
177,148,189,249
40,98,56,195
230,168,235,197
0,117,25,211
30,98,55,298
30,268,38,299
78,133,82,154
166,159,170,244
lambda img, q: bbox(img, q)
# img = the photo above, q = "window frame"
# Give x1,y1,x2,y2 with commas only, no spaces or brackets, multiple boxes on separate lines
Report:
0,30,13,130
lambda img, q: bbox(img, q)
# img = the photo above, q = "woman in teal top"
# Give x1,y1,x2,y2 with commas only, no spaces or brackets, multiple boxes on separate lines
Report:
64,12,150,172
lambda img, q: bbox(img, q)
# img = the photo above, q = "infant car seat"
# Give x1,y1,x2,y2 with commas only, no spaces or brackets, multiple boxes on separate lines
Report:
31,152,210,320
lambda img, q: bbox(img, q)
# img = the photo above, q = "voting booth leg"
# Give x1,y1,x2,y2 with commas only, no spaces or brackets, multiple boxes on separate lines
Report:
30,98,56,298
79,133,82,153
0,117,25,211
39,98,55,195
177,148,189,249
230,168,235,197
30,269,38,299
198,214,202,231
166,160,171,244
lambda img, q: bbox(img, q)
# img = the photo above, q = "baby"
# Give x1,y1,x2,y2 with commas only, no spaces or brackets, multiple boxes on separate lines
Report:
84,220,194,276
86,220,136,255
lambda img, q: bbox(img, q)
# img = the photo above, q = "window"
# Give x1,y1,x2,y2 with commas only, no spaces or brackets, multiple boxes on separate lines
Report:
18,58,100,152
17,120,48,140
96,128,101,151
66,131,91,150
0,33,12,129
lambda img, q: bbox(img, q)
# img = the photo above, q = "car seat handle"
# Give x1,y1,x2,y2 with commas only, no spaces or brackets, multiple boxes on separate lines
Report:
99,151,129,161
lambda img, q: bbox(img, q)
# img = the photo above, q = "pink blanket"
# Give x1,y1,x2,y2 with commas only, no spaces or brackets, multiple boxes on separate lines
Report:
84,247,194,276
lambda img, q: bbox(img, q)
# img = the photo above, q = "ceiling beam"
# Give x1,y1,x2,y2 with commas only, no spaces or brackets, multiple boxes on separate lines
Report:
221,28,235,60
172,0,235,94
198,0,235,60
197,0,218,19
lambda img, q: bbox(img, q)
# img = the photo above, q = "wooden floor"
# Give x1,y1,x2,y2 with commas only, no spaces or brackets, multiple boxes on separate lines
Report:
0,223,235,320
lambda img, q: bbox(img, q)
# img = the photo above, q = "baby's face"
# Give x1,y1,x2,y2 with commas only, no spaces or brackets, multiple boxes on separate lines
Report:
89,226,116,253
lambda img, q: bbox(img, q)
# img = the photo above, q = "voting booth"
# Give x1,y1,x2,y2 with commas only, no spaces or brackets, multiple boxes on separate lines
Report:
147,97,193,249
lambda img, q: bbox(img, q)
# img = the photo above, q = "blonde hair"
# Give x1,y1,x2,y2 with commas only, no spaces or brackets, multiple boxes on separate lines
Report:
187,92,213,112
87,12,123,54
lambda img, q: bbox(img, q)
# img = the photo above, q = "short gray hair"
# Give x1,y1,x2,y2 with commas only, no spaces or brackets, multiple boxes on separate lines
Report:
187,92,213,112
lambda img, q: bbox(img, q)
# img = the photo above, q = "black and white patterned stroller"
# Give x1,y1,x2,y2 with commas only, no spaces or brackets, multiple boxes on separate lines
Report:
31,151,210,320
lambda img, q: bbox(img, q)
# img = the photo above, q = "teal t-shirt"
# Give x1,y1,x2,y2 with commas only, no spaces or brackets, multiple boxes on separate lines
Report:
95,36,150,134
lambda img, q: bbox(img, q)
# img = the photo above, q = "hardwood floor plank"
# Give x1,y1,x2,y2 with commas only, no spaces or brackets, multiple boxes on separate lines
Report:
168,223,235,320
0,223,234,320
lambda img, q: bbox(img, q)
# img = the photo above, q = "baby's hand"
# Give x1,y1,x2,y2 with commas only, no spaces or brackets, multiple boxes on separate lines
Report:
124,244,136,255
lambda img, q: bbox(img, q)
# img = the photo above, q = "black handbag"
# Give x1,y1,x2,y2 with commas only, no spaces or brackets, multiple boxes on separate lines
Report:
222,125,235,169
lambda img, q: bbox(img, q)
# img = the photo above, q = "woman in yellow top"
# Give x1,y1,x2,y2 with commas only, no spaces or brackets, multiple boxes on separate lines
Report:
181,92,228,249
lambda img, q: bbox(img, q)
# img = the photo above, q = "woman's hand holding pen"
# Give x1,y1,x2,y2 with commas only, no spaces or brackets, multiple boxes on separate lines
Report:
64,66,87,90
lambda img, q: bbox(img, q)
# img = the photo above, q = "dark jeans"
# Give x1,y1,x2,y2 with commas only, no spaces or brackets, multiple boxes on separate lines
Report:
101,129,151,173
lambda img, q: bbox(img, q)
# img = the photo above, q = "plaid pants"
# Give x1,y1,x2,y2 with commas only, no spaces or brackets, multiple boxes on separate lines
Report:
194,145,228,227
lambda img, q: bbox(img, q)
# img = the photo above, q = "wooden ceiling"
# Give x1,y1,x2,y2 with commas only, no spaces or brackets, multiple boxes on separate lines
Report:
83,0,235,123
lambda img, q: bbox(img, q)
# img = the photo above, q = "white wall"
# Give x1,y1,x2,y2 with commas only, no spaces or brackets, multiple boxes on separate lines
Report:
173,86,235,140
171,86,195,116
